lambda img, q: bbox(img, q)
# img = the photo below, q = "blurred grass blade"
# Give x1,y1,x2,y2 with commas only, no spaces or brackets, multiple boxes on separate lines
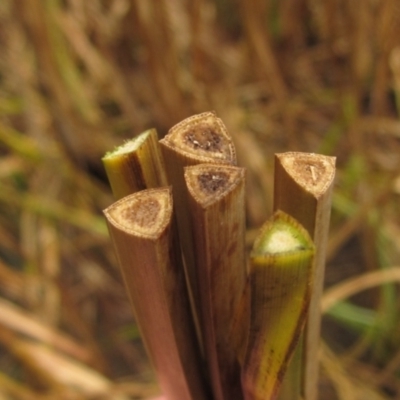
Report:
242,211,314,400
185,163,246,400
0,123,42,161
0,298,90,363
327,301,377,333
102,128,167,200
0,371,41,400
322,267,400,313
320,343,387,400
0,186,107,236
13,340,126,398
104,188,208,400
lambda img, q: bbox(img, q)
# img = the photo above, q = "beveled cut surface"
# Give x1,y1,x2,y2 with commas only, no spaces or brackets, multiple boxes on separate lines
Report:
265,229,303,254
197,171,230,194
276,152,336,196
251,210,314,257
161,111,236,163
103,129,152,158
104,187,172,239
184,164,244,207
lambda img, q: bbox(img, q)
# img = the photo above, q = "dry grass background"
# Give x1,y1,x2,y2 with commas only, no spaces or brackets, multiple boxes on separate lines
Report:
1,0,400,399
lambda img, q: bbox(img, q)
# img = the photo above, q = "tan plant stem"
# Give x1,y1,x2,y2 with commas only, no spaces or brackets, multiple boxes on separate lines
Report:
242,211,315,400
104,188,208,400
159,111,237,351
184,164,246,400
273,152,336,400
102,128,167,200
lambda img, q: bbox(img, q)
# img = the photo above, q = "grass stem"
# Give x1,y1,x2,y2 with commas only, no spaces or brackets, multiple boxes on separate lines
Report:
242,211,315,400
160,111,237,352
184,163,246,400
273,152,336,400
102,129,167,200
104,188,208,400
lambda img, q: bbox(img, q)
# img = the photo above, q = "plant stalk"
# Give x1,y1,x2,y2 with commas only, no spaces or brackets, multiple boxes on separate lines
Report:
273,152,336,400
184,163,246,400
242,211,315,400
159,111,237,352
102,128,167,200
104,188,208,400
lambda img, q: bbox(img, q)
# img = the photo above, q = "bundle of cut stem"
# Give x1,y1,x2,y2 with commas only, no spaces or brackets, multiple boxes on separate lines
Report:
242,211,315,400
104,188,208,400
102,129,167,200
184,164,246,400
160,111,237,351
273,152,336,400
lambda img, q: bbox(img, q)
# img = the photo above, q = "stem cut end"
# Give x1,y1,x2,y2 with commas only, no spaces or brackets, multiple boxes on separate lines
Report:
103,187,172,239
276,152,336,197
160,111,236,164
102,129,153,160
184,164,245,208
251,211,315,259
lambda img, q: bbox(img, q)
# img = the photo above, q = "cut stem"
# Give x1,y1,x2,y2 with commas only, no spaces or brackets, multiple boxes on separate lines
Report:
102,129,167,200
242,211,315,400
160,111,237,351
184,164,246,400
273,152,336,400
104,188,208,400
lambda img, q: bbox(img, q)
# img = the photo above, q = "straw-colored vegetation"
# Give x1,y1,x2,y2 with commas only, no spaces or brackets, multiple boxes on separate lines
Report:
0,0,400,399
